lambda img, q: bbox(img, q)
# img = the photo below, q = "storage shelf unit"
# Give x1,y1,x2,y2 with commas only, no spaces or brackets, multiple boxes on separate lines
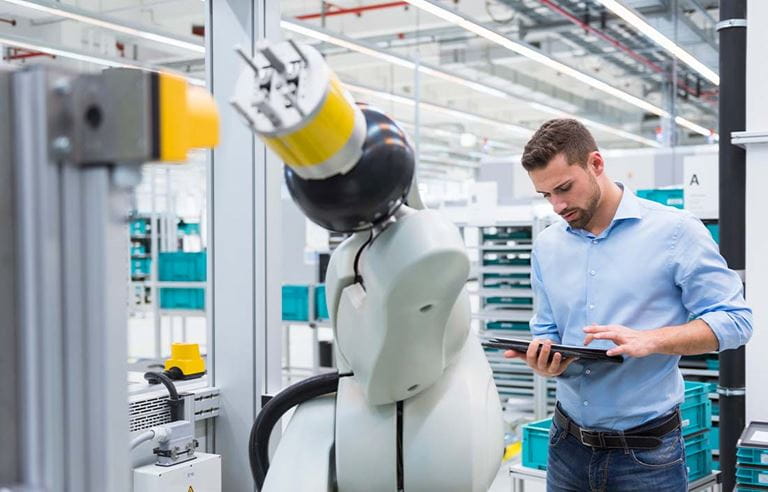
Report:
472,220,553,420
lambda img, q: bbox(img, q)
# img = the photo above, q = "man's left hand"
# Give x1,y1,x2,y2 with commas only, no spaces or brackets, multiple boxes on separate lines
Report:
583,324,659,357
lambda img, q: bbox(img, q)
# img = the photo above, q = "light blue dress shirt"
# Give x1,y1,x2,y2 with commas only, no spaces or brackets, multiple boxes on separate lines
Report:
531,184,752,430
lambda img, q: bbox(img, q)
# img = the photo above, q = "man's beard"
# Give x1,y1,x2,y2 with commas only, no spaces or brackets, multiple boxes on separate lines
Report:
563,174,601,229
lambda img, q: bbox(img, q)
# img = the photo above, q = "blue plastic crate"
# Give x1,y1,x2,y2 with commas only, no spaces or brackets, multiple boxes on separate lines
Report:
736,487,768,492
159,288,204,310
315,284,329,320
687,446,713,482
177,222,201,236
521,418,552,470
739,447,768,467
704,222,720,244
710,426,720,453
158,252,207,282
283,285,310,322
685,430,711,456
131,258,151,276
636,188,684,209
737,466,768,487
130,218,149,236
131,244,146,256
681,381,713,436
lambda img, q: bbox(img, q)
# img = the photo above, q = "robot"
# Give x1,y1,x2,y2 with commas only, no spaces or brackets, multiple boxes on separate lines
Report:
231,40,504,492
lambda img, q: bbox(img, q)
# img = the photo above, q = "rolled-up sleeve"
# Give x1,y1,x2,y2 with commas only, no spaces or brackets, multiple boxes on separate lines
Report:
674,215,752,351
530,249,561,343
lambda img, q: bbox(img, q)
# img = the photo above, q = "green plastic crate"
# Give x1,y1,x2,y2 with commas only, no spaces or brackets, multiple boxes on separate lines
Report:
485,320,530,331
737,466,768,487
131,257,151,277
684,430,711,456
681,381,714,436
482,227,532,241
158,252,207,282
521,418,552,470
636,188,684,209
315,284,329,320
710,426,720,453
687,446,713,482
482,254,531,266
738,447,768,467
159,288,204,310
485,296,534,306
130,218,150,236
282,285,310,322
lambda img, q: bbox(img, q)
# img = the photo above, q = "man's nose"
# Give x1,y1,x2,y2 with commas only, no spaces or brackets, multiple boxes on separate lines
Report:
551,198,568,214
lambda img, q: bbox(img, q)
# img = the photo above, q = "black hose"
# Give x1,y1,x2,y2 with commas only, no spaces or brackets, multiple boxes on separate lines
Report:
250,371,343,490
144,371,184,421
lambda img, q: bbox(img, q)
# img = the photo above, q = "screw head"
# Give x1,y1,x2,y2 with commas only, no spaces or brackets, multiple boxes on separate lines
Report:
51,136,71,155
53,78,71,96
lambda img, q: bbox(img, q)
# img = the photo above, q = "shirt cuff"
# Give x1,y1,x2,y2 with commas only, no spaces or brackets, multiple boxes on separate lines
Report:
699,311,739,352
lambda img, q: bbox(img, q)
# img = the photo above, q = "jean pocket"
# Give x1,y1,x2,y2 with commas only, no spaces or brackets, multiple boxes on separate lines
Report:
630,429,684,468
549,421,566,447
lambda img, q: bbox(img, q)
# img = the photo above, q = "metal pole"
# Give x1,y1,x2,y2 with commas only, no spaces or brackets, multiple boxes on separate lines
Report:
718,1,747,490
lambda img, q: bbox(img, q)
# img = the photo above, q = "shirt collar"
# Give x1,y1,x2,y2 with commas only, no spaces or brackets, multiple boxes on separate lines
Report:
613,182,644,221
564,182,643,236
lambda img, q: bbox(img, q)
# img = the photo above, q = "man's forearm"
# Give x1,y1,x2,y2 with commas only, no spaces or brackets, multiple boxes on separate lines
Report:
651,319,719,356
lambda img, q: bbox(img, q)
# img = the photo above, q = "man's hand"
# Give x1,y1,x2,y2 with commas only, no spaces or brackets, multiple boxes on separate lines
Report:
503,339,574,377
583,324,659,357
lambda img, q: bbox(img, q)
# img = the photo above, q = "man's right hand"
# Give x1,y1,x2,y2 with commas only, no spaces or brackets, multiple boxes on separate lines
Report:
503,339,575,377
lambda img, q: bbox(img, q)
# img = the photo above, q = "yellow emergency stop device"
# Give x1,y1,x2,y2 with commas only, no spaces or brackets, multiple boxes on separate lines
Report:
164,342,206,379
154,72,220,163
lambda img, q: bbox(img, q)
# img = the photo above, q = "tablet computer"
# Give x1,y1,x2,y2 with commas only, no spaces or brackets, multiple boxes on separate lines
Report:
482,337,624,364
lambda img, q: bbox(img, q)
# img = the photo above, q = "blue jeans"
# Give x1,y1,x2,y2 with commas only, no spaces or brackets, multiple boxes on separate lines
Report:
547,410,688,492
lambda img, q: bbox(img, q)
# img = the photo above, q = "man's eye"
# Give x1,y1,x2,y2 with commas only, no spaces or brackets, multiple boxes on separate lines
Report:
559,186,571,192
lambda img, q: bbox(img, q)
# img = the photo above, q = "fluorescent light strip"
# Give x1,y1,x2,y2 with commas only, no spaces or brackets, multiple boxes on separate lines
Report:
594,0,719,85
346,82,532,138
402,0,670,118
2,0,205,54
283,19,663,147
0,32,206,86
0,33,145,69
675,116,712,137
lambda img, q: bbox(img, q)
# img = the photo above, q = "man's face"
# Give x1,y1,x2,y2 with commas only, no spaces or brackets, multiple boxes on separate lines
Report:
528,152,601,229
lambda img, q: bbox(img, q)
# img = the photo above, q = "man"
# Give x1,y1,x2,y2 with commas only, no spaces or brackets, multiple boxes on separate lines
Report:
505,119,752,491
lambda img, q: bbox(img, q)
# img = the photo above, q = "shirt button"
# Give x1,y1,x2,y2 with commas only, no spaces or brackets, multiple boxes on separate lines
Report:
585,369,591,375
590,270,596,276
583,401,589,406
589,304,595,310
592,240,598,245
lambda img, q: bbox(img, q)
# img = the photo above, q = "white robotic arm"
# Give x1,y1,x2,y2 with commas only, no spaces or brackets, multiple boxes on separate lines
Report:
232,40,504,492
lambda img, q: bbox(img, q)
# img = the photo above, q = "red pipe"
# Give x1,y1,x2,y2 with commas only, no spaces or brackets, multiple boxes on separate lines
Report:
296,1,408,20
538,0,716,100
4,49,55,61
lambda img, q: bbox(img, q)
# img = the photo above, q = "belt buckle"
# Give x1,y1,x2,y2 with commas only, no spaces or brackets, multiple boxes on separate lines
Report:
579,428,603,448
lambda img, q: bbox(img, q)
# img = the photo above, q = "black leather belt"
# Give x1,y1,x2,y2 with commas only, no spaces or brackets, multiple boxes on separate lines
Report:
553,404,680,450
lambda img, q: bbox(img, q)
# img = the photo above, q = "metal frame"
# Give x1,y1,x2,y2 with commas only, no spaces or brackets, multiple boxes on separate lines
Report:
206,1,282,490
2,66,149,491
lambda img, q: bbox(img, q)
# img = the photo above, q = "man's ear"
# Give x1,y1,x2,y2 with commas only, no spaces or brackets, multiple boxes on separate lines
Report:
589,151,605,176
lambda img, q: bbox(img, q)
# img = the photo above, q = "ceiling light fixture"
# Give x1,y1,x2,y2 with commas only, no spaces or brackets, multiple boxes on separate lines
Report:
1,0,205,54
282,19,674,146
593,0,719,85
401,0,670,117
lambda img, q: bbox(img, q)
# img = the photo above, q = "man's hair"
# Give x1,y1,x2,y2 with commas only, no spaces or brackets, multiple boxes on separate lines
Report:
521,118,598,171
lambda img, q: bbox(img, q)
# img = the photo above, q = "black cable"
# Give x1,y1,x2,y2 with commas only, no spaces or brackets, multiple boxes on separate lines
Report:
249,371,345,490
352,231,373,287
144,371,184,421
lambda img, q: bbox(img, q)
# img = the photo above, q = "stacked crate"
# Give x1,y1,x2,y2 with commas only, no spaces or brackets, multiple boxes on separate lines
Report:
476,223,556,415
736,422,768,491
158,252,206,310
281,284,329,322
521,381,714,482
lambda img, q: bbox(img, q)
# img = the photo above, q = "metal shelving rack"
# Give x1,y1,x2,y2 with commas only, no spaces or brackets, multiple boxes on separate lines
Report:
471,218,555,420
